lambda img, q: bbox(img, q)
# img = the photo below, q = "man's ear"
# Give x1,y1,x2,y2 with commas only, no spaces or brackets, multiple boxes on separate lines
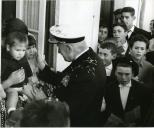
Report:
65,44,73,54
6,44,10,52
133,15,136,20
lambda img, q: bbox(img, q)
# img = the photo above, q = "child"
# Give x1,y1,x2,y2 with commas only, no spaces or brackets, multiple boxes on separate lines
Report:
98,42,117,82
113,23,129,56
129,34,154,88
98,25,109,46
1,31,32,115
26,34,39,84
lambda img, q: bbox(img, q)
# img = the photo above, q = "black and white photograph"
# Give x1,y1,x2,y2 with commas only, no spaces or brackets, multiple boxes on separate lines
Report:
1,0,154,127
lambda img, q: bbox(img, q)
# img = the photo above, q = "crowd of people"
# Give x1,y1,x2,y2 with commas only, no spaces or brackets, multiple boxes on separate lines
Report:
0,6,154,127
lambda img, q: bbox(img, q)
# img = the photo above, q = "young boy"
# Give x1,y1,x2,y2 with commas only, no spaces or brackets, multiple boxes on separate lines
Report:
98,42,117,82
1,32,32,115
113,23,129,56
104,57,152,126
129,34,154,88
98,25,109,45
121,7,151,41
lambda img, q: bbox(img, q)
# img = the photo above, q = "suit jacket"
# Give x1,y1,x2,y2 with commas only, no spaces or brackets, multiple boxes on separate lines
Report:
127,26,152,43
105,79,152,126
146,51,154,65
38,48,106,126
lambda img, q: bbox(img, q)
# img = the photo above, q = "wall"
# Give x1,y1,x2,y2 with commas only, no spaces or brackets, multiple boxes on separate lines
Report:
55,0,101,71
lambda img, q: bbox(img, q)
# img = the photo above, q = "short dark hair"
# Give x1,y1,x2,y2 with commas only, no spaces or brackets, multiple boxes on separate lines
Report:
129,34,149,49
28,34,36,46
100,42,117,55
115,56,139,77
99,24,108,30
5,31,28,47
113,8,122,15
20,99,70,127
121,7,135,16
113,22,127,31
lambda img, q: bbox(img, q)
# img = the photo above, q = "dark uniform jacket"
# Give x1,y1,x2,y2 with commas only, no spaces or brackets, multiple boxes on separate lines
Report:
38,48,106,126
1,53,32,87
105,79,152,126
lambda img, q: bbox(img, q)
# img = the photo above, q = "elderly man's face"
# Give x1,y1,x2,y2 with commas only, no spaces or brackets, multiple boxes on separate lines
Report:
58,43,73,62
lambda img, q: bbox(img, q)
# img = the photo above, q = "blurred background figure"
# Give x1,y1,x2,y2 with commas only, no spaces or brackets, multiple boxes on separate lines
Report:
98,25,109,45
113,8,122,24
20,99,70,127
150,19,154,37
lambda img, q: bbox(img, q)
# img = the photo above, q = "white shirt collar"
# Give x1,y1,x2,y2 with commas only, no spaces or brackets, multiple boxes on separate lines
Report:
119,81,132,88
105,63,113,76
75,48,89,60
129,25,135,32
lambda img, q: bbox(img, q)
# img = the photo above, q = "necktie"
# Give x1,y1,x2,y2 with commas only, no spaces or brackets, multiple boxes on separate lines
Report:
127,30,132,39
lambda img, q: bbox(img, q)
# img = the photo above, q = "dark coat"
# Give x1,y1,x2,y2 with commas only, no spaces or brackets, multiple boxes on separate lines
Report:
146,51,154,65
127,26,152,43
105,79,152,126
38,48,106,126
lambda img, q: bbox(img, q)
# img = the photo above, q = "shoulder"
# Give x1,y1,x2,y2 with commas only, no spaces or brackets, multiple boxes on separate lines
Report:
70,48,105,79
134,26,151,39
142,59,153,68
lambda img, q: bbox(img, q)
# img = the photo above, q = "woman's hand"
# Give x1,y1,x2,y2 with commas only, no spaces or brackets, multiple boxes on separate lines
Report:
2,68,25,89
36,53,46,70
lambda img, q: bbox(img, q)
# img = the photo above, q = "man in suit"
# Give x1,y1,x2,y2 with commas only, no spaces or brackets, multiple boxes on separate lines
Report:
37,25,106,126
121,7,151,43
104,57,152,126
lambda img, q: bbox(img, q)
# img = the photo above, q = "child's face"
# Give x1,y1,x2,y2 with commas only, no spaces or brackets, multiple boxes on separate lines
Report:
98,48,115,67
98,27,108,42
7,40,27,61
115,66,132,85
121,12,135,30
113,26,127,44
130,41,147,61
26,45,37,59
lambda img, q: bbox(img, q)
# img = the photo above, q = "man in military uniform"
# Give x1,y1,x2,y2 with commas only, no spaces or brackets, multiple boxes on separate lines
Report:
37,25,106,126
